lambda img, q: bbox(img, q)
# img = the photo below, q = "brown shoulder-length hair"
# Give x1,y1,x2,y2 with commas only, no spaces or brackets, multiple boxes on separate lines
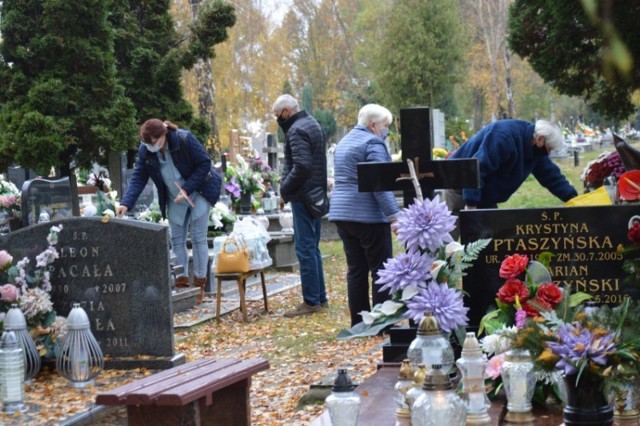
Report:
139,119,179,143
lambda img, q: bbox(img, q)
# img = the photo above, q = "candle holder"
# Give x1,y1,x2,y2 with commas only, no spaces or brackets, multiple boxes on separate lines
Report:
406,313,454,373
394,359,414,418
56,303,104,388
501,349,535,423
4,304,41,384
278,204,294,233
412,364,466,426
456,332,491,424
325,368,360,426
0,331,26,413
405,363,428,411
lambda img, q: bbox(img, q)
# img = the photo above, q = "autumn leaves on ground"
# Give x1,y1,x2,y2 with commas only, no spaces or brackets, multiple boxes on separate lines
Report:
175,240,384,425
0,240,383,425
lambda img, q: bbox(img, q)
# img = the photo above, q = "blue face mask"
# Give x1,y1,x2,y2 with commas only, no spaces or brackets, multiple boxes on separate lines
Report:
380,128,390,140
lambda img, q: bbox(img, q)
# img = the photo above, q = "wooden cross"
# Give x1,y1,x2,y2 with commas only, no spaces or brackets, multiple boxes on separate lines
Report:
357,107,479,206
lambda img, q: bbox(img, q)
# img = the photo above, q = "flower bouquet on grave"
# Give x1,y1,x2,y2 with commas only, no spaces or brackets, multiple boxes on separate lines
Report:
478,252,593,404
0,225,67,359
135,200,167,225
580,151,625,191
0,174,21,229
209,201,236,234
337,160,491,341
224,154,266,211
617,215,640,289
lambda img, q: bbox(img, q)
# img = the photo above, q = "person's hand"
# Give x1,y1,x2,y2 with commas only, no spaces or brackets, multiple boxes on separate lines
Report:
174,193,186,204
116,205,128,217
464,205,477,210
390,220,399,235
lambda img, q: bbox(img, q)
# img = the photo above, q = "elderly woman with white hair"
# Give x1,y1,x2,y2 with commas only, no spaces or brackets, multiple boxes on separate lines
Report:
444,119,578,238
329,104,400,327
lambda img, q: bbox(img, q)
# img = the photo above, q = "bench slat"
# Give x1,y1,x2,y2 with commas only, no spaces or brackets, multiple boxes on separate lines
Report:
154,358,270,406
121,359,243,405
96,358,237,405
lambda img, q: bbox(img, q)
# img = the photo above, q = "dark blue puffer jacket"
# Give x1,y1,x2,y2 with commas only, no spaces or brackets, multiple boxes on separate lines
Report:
120,129,221,218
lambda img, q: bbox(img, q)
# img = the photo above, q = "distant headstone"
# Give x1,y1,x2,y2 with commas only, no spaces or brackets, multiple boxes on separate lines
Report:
6,166,36,191
431,109,446,149
0,217,183,369
460,205,640,328
21,178,75,226
121,169,158,215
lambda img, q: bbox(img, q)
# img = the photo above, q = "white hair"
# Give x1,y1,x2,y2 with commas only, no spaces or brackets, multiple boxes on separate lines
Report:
534,120,564,151
357,104,393,127
272,94,300,114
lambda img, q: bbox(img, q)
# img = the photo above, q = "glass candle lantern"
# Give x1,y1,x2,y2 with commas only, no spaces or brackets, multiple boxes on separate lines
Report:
405,363,428,411
412,364,466,426
56,304,104,388
4,304,41,384
407,313,454,373
501,349,535,423
325,368,361,426
279,204,294,232
394,359,414,417
0,331,26,414
456,332,491,424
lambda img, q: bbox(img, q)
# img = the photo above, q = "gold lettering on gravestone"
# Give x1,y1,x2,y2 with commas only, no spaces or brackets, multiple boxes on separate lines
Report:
492,210,628,304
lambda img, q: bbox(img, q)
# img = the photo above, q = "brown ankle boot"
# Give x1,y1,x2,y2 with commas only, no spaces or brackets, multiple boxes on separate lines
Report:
194,277,206,304
175,276,189,288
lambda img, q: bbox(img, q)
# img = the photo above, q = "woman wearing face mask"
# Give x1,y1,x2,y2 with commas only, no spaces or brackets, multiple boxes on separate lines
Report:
116,119,221,304
328,104,400,327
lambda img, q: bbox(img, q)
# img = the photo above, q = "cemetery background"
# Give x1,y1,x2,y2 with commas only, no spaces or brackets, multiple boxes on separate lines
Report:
0,139,636,425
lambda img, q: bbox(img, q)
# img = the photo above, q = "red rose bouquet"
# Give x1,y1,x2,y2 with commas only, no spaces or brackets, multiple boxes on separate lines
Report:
480,252,568,334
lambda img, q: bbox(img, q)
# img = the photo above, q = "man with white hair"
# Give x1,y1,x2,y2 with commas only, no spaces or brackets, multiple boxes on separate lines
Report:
445,119,577,238
272,94,329,317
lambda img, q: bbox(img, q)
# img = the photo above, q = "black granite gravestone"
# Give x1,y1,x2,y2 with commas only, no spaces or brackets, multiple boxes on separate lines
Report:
0,217,184,369
460,205,640,328
21,178,76,226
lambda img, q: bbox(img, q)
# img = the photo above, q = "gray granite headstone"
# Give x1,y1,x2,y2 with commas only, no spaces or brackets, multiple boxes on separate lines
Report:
21,178,74,225
0,217,183,369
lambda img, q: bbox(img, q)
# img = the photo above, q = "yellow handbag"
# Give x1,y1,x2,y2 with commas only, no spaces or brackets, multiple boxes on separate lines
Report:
215,235,250,273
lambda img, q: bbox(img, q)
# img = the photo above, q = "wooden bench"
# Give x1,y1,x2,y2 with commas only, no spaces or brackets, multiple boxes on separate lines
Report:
214,269,269,322
96,358,269,426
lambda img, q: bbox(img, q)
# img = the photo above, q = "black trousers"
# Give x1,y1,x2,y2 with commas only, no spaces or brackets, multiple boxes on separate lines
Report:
335,221,393,327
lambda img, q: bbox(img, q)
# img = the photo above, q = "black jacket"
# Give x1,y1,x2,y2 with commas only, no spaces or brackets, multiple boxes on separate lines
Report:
278,110,327,202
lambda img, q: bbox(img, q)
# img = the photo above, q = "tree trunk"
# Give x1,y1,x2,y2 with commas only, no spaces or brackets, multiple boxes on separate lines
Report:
501,0,516,118
190,0,221,158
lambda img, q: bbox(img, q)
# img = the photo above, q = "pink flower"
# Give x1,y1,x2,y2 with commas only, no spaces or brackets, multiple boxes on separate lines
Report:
515,308,527,327
486,353,506,380
0,284,19,302
0,250,13,270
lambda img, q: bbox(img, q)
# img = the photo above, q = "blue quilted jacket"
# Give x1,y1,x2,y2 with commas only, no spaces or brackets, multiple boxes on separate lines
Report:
329,125,399,223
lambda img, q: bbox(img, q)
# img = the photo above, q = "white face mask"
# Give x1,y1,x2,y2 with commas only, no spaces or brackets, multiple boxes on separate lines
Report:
145,143,161,153
143,136,164,153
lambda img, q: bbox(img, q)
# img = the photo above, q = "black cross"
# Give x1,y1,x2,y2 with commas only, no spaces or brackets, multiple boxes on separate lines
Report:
357,107,479,206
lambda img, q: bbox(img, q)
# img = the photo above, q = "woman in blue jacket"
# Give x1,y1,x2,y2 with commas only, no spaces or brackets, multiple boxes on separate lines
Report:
116,119,221,303
329,104,400,327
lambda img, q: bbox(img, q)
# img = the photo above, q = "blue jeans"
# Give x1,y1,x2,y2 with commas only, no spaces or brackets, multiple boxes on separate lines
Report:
291,201,327,306
170,209,210,278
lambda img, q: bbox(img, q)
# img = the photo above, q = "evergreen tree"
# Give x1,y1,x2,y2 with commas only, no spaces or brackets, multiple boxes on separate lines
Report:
371,0,465,116
509,1,640,120
0,0,138,174
110,0,236,144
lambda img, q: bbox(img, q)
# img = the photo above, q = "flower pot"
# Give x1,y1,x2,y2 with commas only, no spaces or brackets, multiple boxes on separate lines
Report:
238,192,252,214
563,373,613,426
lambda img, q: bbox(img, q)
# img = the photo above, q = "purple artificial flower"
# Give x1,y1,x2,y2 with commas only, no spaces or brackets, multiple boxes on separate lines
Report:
224,176,241,198
376,250,434,295
405,282,469,332
396,195,457,253
547,322,617,376
515,308,527,328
